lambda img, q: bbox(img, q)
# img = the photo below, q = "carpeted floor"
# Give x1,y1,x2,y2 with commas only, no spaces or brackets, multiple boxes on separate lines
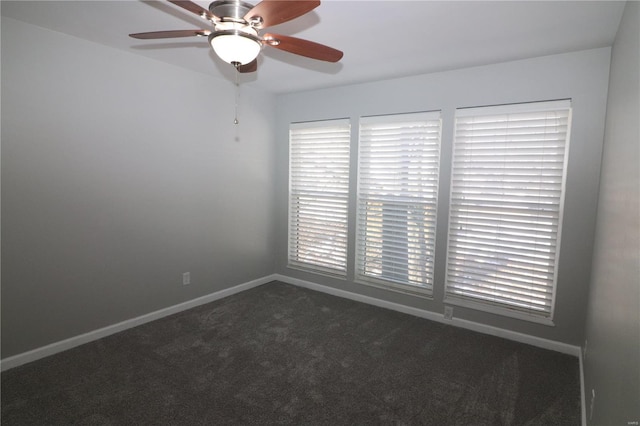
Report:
1,281,581,425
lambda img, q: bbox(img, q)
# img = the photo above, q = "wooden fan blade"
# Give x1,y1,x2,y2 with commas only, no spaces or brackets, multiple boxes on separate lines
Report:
263,33,343,62
167,0,216,20
237,59,258,73
244,0,320,29
129,30,211,39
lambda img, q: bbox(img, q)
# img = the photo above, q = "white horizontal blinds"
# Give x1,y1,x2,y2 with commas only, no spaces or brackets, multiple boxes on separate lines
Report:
288,119,351,275
356,112,442,294
446,100,571,319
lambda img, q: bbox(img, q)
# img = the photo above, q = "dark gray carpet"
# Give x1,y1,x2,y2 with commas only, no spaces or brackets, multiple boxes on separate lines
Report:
1,281,580,425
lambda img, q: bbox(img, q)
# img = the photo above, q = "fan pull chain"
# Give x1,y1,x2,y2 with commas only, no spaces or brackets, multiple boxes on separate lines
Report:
234,68,240,125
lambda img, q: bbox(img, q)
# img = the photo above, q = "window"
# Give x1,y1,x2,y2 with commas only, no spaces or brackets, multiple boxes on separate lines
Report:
445,100,571,323
288,119,351,276
356,112,442,296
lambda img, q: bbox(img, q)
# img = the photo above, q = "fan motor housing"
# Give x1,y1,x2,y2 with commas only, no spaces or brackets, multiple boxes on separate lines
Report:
209,1,254,20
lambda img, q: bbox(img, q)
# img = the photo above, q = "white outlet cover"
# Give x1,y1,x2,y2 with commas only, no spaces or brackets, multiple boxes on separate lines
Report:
444,306,453,320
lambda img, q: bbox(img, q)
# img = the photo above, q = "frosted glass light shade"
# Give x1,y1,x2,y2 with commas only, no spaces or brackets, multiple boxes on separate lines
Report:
210,32,261,65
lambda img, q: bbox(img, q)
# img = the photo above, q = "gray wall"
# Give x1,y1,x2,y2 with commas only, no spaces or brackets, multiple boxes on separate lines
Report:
1,17,277,358
275,48,611,345
583,2,640,425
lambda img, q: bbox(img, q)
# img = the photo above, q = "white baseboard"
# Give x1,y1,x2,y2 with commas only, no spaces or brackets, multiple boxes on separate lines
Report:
580,349,587,426
0,274,278,371
1,273,581,374
274,274,582,357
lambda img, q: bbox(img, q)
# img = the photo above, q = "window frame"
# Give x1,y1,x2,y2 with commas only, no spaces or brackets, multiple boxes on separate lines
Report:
287,119,351,277
355,111,443,298
444,99,572,325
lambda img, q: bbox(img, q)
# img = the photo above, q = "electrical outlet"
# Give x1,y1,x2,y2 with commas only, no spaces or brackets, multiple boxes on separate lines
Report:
182,272,190,286
444,306,453,320
589,389,595,421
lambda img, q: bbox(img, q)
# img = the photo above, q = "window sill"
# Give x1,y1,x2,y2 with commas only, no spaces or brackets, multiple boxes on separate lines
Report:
444,296,555,326
286,263,347,281
355,276,433,300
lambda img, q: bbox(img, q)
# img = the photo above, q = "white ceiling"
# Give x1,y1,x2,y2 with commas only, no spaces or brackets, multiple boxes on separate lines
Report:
1,1,626,94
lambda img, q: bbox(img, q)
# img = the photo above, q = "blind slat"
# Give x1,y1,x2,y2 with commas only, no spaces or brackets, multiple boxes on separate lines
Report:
356,112,441,293
289,119,350,275
445,101,571,319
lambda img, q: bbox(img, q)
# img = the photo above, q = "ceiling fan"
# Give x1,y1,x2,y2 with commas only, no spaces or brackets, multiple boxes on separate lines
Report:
130,0,343,73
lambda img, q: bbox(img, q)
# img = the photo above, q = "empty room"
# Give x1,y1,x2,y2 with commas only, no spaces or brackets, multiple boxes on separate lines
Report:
1,1,638,425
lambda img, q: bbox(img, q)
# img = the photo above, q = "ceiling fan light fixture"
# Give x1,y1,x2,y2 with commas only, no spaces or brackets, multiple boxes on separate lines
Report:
208,30,261,65
130,0,343,73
